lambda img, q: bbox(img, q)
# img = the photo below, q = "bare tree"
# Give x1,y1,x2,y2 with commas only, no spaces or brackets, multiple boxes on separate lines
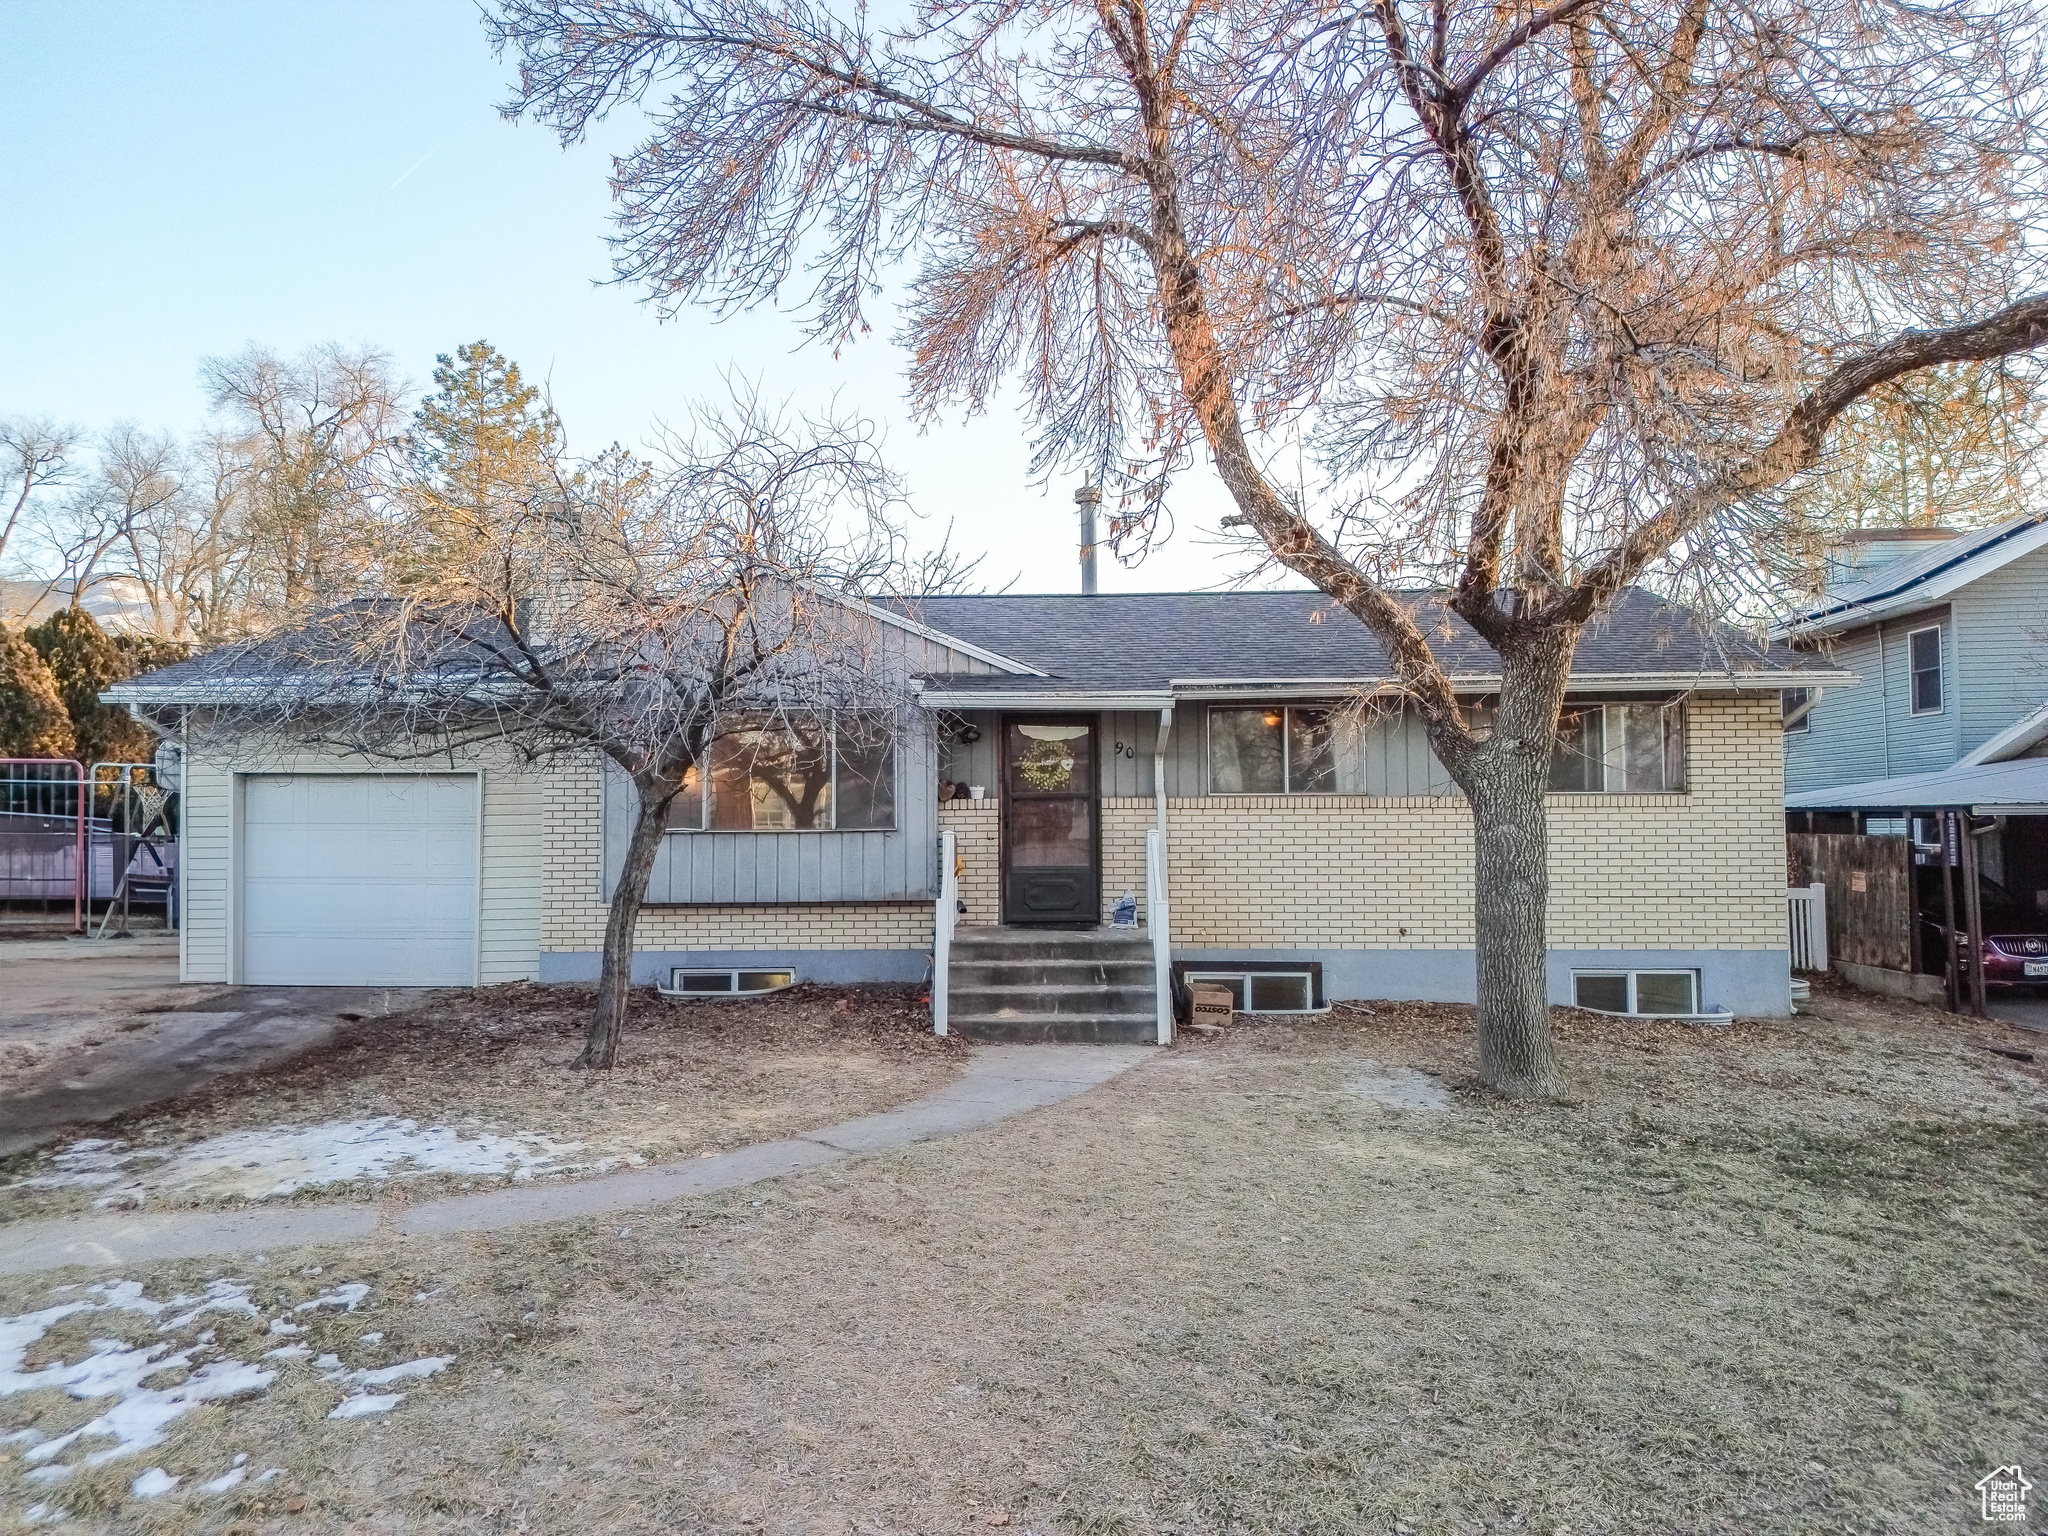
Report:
185,391,914,1068
492,0,2048,1095
202,343,406,617
0,419,78,575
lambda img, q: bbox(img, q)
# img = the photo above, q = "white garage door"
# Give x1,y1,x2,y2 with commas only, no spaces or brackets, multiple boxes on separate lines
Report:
242,774,478,985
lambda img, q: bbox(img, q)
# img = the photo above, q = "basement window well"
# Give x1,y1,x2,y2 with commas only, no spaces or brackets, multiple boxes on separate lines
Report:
1570,970,1699,1016
1175,963,1325,1013
661,968,796,999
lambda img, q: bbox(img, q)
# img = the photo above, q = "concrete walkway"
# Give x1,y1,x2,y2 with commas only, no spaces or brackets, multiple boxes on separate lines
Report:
0,1045,1148,1276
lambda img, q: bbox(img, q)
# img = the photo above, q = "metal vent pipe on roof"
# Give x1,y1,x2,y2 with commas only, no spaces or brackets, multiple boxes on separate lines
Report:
1076,483,1101,595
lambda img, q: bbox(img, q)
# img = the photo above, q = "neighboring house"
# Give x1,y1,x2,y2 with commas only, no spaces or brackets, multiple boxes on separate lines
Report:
1777,515,2048,803
106,586,1834,1035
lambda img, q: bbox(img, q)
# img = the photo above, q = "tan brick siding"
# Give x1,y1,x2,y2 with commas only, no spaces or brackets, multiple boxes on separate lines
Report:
1118,694,1783,951
540,695,1783,955
938,800,999,926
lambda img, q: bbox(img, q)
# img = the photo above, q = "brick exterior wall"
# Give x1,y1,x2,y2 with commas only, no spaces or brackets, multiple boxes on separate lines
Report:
540,695,1783,958
1120,693,1783,951
939,800,1000,927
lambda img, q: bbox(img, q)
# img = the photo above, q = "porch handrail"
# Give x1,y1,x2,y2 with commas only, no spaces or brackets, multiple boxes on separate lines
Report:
1787,882,1828,973
1146,827,1172,1045
934,829,958,1036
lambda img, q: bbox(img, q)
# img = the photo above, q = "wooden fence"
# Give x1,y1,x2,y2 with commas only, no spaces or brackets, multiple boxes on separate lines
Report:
1786,832,1913,973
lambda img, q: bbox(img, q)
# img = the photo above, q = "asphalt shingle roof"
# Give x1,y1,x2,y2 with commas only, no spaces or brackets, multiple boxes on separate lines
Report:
899,587,1826,689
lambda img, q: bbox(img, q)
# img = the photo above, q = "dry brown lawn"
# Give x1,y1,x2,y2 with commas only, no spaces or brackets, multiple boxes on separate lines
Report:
0,984,964,1221
0,984,2042,1536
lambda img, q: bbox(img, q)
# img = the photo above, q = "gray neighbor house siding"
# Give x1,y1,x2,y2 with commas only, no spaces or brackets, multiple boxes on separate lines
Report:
1784,540,2048,798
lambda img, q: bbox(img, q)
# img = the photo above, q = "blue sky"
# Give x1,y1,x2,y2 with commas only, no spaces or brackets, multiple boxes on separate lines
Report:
0,0,1251,592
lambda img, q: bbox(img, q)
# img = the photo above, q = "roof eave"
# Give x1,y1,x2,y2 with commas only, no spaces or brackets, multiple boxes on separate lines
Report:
1773,515,2048,641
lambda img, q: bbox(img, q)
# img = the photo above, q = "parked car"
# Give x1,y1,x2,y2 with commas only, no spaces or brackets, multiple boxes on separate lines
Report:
1920,872,2048,991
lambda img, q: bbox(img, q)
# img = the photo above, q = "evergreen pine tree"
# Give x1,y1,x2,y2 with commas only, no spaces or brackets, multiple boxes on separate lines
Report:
24,608,155,764
0,623,76,759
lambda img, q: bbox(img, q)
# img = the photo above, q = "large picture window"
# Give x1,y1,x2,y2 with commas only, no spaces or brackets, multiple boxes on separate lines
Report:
665,715,896,832
1208,705,1377,793
1208,700,1686,795
1547,702,1687,793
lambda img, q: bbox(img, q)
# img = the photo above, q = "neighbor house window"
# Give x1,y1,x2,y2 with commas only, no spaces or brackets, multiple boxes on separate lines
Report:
1781,688,1815,734
1908,625,1943,714
667,715,895,832
1571,970,1699,1015
1548,702,1687,793
1208,706,1378,793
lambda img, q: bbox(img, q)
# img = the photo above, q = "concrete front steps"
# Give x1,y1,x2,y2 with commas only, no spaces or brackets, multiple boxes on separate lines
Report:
946,926,1161,1044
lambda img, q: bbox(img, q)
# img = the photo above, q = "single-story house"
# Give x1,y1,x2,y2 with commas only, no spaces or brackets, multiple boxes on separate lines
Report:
108,586,1838,1040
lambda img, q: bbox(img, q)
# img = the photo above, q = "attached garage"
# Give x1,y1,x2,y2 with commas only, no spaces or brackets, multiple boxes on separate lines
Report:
240,774,479,986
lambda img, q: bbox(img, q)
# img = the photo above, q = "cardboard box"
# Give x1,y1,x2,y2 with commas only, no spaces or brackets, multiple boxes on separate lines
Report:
1189,983,1234,1029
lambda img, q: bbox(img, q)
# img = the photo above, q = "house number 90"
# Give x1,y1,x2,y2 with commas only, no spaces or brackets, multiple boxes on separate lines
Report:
1113,740,1135,759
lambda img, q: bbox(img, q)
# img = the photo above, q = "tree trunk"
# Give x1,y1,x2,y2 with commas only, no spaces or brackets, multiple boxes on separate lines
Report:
1434,637,1572,1100
575,773,671,1070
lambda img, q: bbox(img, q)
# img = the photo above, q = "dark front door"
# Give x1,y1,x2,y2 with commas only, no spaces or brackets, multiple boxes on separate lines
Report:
1002,716,1100,926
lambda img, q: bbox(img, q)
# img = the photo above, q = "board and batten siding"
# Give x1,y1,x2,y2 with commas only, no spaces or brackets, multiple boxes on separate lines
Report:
600,714,940,904
594,612,996,905
175,743,544,985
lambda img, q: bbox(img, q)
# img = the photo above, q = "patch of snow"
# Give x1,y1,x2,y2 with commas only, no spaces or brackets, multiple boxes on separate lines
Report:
358,1331,384,1344
317,1353,455,1421
266,1318,303,1335
1344,1063,1452,1112
263,1345,311,1361
1,1280,278,1483
131,1467,179,1497
255,1467,283,1482
21,1502,55,1524
312,1353,342,1371
201,1463,246,1494
7,1139,170,1191
341,1356,453,1388
328,1392,404,1419
295,1283,370,1314
11,1119,624,1201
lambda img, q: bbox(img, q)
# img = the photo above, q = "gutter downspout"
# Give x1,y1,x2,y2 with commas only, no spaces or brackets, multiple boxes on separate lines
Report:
1152,703,1173,1045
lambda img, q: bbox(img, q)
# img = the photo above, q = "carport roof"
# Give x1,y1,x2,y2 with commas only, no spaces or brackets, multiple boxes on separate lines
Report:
1785,757,2048,813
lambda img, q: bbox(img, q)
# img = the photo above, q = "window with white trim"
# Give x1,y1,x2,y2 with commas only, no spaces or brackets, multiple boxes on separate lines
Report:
1908,625,1943,714
1184,969,1319,1013
1571,969,1699,1015
666,714,895,832
1781,687,1815,734
664,968,795,996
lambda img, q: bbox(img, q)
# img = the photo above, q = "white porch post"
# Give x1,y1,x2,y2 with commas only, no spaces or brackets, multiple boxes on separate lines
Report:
934,828,958,1036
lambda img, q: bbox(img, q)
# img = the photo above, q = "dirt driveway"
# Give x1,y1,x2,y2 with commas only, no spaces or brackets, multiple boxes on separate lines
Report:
0,936,425,1157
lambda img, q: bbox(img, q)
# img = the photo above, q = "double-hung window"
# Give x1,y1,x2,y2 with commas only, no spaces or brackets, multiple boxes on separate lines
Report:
1781,688,1815,734
1907,625,1943,714
666,714,896,832
1548,702,1687,793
